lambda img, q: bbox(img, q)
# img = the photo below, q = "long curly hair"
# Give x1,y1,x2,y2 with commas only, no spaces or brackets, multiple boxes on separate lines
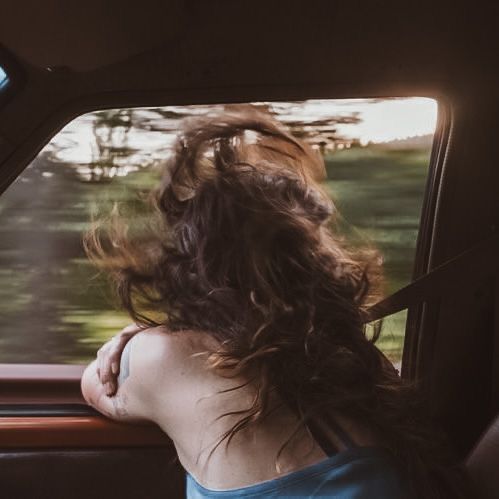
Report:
83,106,467,498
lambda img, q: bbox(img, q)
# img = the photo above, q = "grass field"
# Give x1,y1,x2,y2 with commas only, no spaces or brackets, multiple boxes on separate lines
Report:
323,146,430,361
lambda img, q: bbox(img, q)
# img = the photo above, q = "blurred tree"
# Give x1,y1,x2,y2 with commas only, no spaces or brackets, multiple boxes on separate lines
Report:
87,109,136,182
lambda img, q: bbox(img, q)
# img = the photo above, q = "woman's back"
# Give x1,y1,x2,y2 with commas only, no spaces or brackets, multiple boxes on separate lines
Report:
111,328,413,497
129,328,331,489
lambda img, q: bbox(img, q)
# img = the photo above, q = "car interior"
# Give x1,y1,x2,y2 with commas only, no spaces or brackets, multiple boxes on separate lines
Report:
0,2,499,498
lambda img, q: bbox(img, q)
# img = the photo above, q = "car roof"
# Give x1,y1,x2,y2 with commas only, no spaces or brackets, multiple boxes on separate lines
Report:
0,3,497,85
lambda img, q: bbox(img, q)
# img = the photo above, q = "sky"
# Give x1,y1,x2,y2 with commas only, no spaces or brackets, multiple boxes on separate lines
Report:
44,97,438,164
280,98,438,145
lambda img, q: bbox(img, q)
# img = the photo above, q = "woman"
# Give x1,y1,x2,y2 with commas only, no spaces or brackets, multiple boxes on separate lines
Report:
81,107,467,498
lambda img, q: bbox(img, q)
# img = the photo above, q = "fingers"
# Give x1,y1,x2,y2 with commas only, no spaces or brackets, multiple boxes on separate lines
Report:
96,341,113,395
98,338,120,396
104,338,128,393
97,323,146,397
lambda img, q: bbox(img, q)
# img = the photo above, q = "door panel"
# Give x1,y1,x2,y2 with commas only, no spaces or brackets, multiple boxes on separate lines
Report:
0,364,184,498
0,448,185,499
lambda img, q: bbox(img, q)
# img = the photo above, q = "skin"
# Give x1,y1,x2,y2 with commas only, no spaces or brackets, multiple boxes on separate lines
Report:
95,322,145,397
81,326,380,490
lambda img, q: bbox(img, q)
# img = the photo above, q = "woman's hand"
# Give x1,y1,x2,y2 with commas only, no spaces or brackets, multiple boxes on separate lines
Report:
96,323,146,396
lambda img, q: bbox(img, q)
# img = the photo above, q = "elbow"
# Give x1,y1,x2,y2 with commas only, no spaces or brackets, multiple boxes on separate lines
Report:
80,360,99,407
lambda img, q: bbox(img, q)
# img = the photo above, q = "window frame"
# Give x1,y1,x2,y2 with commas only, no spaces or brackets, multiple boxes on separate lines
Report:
401,100,452,379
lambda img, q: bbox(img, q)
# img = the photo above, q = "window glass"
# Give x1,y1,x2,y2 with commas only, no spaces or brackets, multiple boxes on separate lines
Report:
0,98,437,365
0,65,8,90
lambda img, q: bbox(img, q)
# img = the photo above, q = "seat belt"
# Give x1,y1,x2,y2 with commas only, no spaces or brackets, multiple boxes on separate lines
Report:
364,232,499,402
364,232,499,323
307,415,357,457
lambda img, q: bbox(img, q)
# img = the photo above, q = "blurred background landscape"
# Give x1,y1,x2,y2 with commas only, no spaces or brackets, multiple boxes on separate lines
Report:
0,98,437,364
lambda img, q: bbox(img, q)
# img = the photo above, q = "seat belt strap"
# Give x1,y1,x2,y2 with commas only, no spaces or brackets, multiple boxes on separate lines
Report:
364,233,499,323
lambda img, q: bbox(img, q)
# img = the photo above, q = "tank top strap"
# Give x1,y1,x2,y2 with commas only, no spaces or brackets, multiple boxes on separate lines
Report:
307,417,356,457
328,417,356,450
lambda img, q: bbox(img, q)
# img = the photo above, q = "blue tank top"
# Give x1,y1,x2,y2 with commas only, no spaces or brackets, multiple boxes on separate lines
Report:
185,420,414,498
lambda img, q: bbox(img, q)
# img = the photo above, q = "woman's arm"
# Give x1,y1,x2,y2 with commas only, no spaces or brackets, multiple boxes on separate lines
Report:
81,330,164,423
96,322,147,397
81,358,143,422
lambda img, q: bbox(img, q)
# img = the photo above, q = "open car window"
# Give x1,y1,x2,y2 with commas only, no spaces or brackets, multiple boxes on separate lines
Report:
0,98,437,366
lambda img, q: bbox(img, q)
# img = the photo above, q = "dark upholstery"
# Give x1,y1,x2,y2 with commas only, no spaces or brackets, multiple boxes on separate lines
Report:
0,448,185,499
466,415,499,499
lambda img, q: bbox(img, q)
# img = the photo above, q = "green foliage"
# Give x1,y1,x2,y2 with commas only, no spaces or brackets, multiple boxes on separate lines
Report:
325,147,430,361
0,146,430,364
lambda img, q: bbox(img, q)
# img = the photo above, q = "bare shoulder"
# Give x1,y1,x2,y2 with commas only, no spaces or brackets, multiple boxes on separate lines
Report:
81,327,220,424
130,326,217,357
127,327,220,381
125,327,223,422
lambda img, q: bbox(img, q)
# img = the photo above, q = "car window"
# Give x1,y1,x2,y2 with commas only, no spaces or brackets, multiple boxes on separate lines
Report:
0,98,437,365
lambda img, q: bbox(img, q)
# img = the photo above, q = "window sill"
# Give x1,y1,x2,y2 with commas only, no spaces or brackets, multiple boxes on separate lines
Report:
0,363,86,404
0,415,171,448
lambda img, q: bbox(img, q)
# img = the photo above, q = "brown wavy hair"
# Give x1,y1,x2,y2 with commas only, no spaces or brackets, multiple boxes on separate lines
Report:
83,106,468,498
